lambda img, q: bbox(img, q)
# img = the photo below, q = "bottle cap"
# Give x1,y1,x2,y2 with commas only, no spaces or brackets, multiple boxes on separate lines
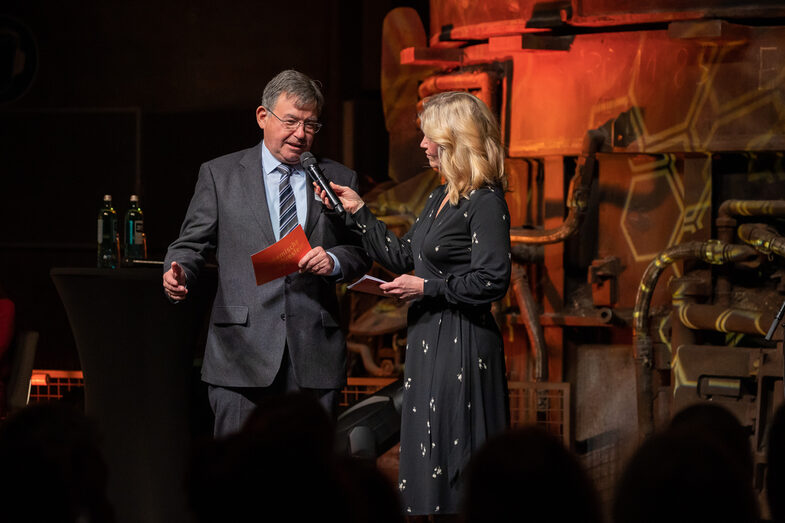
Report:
103,194,112,202
130,194,139,203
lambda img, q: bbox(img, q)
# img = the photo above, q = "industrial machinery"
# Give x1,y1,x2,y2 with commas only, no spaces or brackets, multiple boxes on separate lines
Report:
344,0,785,503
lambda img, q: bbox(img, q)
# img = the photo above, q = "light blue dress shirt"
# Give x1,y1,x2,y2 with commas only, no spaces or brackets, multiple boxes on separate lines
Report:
261,143,340,276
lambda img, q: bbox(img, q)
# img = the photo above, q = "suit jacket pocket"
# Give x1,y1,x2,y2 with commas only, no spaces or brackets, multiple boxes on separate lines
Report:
212,306,249,326
320,310,339,328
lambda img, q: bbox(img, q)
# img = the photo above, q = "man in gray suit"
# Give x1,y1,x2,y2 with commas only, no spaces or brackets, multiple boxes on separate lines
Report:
162,70,371,437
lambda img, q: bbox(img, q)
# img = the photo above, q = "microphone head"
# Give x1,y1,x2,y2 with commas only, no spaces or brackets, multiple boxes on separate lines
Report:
300,152,317,168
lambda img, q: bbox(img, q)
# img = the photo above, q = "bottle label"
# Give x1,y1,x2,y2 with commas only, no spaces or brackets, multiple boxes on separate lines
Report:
97,218,104,243
133,220,144,244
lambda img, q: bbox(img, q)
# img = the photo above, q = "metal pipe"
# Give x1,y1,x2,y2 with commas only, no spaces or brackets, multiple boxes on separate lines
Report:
347,341,393,377
668,278,698,380
510,264,548,381
715,216,737,307
715,200,785,305
737,223,785,258
510,243,544,265
634,241,758,346
675,303,775,336
417,71,495,110
632,240,758,438
718,199,785,220
509,127,605,245
539,308,614,327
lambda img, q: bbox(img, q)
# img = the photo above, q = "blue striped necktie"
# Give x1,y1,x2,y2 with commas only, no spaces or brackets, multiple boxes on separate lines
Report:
278,164,298,238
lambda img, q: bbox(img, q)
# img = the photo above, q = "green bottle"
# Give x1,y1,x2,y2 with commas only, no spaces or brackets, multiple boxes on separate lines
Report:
123,194,147,265
97,194,120,268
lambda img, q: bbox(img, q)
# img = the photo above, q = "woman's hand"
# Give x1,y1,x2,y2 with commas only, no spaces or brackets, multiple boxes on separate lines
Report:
380,274,424,301
313,181,365,214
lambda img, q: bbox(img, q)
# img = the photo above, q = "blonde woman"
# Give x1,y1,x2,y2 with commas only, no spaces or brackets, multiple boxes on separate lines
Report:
317,91,511,518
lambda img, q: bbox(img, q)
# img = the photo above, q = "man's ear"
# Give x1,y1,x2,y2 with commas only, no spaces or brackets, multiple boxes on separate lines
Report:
256,106,267,130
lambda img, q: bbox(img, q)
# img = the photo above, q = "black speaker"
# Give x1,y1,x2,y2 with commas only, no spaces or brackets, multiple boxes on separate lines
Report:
335,378,403,459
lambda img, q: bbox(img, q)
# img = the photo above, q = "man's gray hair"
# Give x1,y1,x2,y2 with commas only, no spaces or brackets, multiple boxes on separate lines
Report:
262,69,324,116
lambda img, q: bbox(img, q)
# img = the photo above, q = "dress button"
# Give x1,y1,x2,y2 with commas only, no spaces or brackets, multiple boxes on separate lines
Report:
280,313,286,320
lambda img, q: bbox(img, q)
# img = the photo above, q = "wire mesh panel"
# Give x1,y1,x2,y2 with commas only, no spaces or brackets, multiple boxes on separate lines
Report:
27,372,399,408
27,374,569,430
339,377,398,407
29,370,85,403
577,430,622,516
25,372,574,454
507,381,570,446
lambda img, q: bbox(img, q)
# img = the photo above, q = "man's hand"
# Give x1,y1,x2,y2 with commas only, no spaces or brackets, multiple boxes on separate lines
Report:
298,247,335,276
380,274,424,301
163,261,188,301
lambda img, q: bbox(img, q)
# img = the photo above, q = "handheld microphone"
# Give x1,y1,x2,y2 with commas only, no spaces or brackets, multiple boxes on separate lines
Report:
300,152,345,216
765,297,785,341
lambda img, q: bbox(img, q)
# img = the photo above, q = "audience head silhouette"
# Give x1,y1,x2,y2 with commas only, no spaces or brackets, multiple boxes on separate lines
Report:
461,426,602,523
613,403,759,523
336,453,404,523
767,402,785,522
187,391,402,523
668,402,754,483
0,402,114,523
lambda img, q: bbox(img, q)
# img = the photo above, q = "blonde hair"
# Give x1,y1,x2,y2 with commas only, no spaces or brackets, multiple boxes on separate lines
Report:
419,91,506,205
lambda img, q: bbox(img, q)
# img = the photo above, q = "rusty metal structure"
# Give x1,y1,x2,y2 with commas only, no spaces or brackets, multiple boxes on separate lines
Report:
345,0,785,502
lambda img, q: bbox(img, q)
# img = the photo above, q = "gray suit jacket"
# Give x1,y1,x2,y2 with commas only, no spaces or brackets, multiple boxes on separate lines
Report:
164,142,371,389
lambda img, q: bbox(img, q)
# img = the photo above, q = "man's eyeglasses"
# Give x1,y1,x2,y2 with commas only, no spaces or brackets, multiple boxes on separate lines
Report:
265,107,323,134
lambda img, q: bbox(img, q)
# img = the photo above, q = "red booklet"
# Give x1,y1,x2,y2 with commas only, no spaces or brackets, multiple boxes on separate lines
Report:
347,274,389,296
251,225,312,285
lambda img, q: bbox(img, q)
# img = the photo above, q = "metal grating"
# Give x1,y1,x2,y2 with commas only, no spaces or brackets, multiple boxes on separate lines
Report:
575,429,624,522
339,377,398,407
29,370,85,403
25,373,572,450
581,438,620,516
508,381,570,447
26,373,402,407
340,379,571,444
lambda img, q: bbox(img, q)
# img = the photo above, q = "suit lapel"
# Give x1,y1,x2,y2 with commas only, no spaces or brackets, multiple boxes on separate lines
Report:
240,143,276,246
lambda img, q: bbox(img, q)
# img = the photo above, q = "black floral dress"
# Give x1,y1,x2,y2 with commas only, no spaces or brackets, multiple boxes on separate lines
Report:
351,184,511,515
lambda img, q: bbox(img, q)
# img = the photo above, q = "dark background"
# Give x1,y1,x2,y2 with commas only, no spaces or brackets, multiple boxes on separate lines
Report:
0,0,428,370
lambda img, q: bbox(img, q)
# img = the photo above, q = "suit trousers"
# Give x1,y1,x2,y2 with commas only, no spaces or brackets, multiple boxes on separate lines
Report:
207,346,339,438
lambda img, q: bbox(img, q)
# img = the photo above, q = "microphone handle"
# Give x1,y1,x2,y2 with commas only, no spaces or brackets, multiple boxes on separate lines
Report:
307,168,345,215
765,297,785,341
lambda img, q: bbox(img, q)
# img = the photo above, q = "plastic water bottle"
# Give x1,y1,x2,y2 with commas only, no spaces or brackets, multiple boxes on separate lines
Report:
123,194,147,265
97,194,120,268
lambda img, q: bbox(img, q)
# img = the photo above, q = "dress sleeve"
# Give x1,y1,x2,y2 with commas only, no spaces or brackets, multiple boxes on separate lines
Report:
350,199,430,276
423,189,511,305
324,169,372,282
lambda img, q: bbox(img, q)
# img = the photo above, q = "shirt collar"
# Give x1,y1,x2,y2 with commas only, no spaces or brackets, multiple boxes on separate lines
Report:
261,142,302,177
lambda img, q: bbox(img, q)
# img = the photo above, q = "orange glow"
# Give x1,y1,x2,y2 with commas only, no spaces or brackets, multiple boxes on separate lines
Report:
30,373,49,386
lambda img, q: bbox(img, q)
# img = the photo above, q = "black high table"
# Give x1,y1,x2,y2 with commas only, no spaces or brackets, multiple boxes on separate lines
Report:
51,267,216,523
